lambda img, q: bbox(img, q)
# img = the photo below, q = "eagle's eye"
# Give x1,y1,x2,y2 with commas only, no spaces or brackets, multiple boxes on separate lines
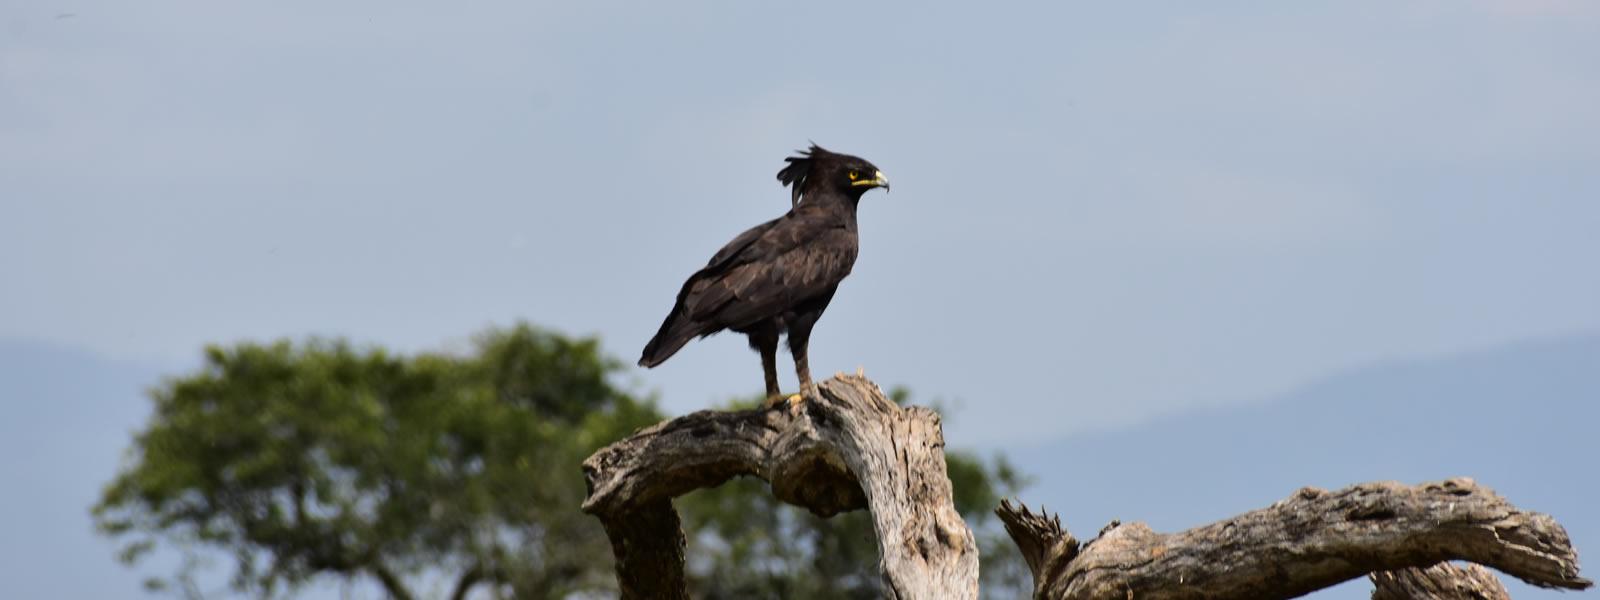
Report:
848,170,860,180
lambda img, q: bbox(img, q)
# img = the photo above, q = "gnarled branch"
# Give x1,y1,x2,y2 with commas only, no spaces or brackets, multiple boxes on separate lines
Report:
998,478,1590,599
582,373,978,599
1371,562,1510,600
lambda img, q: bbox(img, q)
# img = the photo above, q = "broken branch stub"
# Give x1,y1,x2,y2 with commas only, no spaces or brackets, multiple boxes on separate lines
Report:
582,374,978,599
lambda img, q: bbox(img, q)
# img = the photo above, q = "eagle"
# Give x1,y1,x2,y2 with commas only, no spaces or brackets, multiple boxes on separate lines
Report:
638,145,890,407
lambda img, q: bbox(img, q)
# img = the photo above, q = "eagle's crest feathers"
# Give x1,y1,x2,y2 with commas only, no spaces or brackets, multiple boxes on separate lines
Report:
775,144,834,207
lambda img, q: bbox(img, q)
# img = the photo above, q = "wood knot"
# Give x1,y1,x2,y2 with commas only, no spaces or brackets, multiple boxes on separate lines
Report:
1346,498,1398,521
1432,478,1477,496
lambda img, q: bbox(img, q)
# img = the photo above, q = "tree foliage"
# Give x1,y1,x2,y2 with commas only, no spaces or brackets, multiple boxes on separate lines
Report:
95,324,1028,599
94,324,661,599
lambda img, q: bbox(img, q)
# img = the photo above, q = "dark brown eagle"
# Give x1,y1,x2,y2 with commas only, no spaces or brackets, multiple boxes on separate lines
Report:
638,145,890,407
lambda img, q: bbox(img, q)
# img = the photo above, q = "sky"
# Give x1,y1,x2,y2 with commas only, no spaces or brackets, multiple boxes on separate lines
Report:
3,0,1598,597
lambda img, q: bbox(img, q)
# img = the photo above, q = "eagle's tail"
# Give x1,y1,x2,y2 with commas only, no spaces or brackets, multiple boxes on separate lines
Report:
638,307,705,368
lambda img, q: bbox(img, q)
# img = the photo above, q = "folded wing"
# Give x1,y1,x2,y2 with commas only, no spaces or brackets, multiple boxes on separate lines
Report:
638,216,857,367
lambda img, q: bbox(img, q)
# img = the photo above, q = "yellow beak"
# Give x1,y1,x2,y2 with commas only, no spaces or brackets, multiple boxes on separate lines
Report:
851,170,890,191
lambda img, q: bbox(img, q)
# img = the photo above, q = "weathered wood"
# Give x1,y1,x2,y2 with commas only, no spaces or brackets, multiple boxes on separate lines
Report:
998,478,1590,600
596,499,688,600
1370,562,1510,600
582,373,978,599
997,498,1079,598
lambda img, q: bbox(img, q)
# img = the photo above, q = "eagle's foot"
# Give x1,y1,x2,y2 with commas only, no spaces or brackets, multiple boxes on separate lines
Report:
761,393,787,410
762,390,808,410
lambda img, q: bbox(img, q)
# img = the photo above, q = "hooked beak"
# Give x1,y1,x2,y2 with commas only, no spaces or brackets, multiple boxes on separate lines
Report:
851,170,890,192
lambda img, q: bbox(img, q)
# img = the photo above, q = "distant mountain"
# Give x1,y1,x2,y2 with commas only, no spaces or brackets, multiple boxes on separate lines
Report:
1006,334,1600,599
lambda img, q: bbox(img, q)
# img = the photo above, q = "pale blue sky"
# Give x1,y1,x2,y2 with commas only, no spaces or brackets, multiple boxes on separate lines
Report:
6,1,1599,441
3,1,1598,597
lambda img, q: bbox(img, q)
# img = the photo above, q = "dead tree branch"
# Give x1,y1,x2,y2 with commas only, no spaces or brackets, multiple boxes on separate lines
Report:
582,373,978,599
998,478,1590,599
1370,562,1511,600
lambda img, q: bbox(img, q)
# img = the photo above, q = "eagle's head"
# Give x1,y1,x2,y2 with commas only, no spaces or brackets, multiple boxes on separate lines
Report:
776,144,890,207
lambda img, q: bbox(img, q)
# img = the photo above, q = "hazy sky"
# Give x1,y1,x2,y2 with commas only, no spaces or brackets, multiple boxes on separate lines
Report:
5,1,1599,598
7,1,1600,435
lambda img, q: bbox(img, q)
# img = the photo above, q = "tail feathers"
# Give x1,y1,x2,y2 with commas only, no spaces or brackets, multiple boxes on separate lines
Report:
638,312,707,368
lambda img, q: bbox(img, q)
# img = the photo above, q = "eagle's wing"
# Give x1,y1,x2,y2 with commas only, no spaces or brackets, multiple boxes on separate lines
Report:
637,214,856,368
683,215,857,329
704,216,781,270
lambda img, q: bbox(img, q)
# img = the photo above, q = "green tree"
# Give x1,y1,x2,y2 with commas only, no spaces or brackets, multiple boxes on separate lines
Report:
94,324,662,599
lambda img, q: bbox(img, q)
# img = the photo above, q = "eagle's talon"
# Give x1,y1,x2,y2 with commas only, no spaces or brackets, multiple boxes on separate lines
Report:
762,393,788,410
787,393,806,408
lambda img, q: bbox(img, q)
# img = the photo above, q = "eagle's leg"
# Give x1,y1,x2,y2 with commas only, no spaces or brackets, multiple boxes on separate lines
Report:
761,346,781,399
749,324,784,408
787,334,815,408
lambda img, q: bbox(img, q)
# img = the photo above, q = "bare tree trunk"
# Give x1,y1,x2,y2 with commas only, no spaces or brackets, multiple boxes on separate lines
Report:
582,373,978,599
997,479,1591,599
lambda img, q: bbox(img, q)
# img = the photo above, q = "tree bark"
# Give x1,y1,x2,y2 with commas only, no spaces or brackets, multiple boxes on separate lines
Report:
1370,562,1510,600
582,373,978,599
997,478,1591,600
